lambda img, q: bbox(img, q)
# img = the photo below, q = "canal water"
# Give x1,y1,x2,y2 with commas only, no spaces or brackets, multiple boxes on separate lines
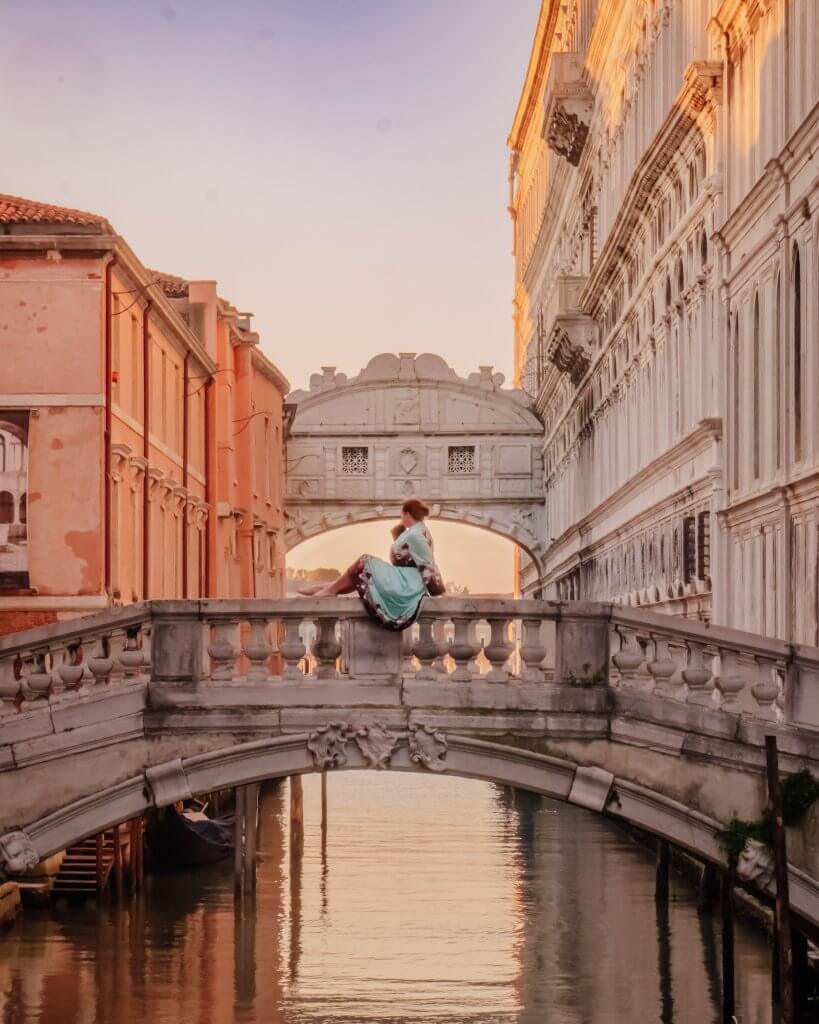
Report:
1,774,773,1023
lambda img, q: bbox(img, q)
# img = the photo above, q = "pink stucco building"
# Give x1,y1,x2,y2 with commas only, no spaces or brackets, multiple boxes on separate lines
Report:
0,194,289,635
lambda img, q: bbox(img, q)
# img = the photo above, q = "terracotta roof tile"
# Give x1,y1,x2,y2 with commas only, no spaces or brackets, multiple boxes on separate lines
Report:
0,192,112,231
149,269,190,298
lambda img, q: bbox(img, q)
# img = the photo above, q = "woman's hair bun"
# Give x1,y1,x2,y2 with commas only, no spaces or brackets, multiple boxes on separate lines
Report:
401,498,430,521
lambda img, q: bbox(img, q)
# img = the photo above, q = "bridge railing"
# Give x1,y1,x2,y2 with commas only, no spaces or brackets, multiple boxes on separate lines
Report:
0,598,817,729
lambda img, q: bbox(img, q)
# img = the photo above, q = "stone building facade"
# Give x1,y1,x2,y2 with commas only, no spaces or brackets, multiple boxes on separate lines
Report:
510,0,819,643
0,194,288,634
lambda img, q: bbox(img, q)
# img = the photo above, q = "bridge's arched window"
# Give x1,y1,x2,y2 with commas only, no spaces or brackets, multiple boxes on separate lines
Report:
792,244,802,462
0,491,12,525
753,293,761,480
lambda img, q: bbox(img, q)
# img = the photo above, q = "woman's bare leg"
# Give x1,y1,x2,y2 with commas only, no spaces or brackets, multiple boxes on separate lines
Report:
311,562,360,597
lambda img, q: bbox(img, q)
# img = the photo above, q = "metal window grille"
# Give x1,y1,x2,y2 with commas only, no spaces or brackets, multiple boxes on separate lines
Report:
697,511,711,579
341,446,369,475
682,516,696,582
448,445,475,474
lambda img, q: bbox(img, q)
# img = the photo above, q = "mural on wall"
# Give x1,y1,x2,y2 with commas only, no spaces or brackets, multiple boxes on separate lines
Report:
0,411,29,589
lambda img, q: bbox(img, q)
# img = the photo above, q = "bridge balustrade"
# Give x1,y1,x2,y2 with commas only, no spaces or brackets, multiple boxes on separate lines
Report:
0,598,817,731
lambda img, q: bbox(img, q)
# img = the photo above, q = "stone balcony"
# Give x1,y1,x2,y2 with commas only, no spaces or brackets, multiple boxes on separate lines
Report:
540,275,597,386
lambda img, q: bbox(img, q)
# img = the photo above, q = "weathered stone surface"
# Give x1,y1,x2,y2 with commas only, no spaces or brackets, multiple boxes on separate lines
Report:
145,758,192,807
12,713,144,768
568,766,614,812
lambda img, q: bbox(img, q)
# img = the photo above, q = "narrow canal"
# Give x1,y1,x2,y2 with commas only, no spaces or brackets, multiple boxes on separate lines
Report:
2,774,773,1023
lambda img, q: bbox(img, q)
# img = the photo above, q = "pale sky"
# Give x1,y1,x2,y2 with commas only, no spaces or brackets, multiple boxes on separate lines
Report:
2,0,540,592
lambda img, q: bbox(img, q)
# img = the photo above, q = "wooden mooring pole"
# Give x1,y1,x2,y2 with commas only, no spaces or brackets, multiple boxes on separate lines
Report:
765,735,793,1024
234,784,260,898
655,839,670,902
721,871,735,1024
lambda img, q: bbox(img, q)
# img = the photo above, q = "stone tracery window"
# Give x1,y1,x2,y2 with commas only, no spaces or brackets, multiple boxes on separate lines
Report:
341,446,369,475
447,446,476,475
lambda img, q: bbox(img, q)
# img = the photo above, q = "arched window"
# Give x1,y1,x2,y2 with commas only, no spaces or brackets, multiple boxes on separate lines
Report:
0,435,5,473
732,313,741,491
688,163,697,203
665,276,672,309
19,492,26,525
677,259,685,295
753,294,760,479
792,245,802,462
700,229,708,268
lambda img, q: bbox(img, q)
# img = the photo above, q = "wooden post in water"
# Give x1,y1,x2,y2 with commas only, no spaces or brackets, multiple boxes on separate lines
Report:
698,862,721,913
655,839,670,902
721,871,735,1023
113,824,123,902
128,818,138,894
245,783,259,891
290,775,304,835
96,832,104,894
234,784,246,898
792,927,809,1015
765,734,793,1024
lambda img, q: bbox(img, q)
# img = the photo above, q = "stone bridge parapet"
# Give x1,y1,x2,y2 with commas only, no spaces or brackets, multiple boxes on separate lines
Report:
0,598,818,932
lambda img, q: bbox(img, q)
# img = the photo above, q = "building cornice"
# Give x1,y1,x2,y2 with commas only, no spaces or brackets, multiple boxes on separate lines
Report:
508,2,559,152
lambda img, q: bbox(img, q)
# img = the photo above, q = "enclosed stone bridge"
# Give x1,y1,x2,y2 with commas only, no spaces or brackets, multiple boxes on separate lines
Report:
284,353,545,574
0,598,818,933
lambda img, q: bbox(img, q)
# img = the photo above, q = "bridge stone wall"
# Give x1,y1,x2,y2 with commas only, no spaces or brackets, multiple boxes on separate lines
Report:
1,597,818,932
284,353,545,571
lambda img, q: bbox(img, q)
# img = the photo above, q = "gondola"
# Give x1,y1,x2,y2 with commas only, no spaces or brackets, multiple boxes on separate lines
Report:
144,802,234,870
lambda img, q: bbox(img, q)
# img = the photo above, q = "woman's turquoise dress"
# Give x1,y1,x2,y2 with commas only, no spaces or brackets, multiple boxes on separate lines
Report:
353,522,445,630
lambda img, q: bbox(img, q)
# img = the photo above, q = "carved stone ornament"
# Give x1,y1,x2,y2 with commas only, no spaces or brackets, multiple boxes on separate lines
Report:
546,105,589,166
736,838,775,890
307,722,350,769
398,449,417,475
0,830,39,877
353,723,399,769
408,724,448,773
547,326,591,386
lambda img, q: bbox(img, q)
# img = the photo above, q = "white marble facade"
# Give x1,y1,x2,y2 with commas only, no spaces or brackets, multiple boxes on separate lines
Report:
285,353,544,575
510,0,819,643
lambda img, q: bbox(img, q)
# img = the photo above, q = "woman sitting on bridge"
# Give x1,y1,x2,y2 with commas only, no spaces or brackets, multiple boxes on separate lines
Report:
303,499,445,630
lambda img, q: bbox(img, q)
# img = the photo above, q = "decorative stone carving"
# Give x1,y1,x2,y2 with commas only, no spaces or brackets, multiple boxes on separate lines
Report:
399,448,418,474
0,830,39,877
736,838,775,890
548,326,591,385
307,722,350,769
542,53,594,167
352,723,399,769
145,758,193,808
408,724,448,772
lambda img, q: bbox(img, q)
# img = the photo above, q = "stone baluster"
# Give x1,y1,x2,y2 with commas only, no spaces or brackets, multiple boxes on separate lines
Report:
312,617,342,679
448,616,480,682
413,616,439,680
244,617,272,682
519,617,548,682
714,649,747,713
0,656,22,713
87,635,114,686
683,641,714,706
279,617,307,679
401,627,417,676
611,627,644,683
750,657,780,721
24,649,53,702
207,620,239,682
118,627,145,680
431,620,450,676
141,625,153,675
108,632,127,687
647,635,680,699
56,641,85,696
484,617,514,683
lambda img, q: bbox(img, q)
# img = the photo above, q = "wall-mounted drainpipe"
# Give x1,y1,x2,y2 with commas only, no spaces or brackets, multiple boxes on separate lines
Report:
142,301,153,599
103,253,118,599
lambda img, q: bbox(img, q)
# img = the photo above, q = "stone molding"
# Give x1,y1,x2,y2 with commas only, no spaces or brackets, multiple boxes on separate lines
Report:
542,53,594,167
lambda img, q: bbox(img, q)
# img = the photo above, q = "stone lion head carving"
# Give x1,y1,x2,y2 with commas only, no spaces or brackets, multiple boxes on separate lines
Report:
0,830,39,877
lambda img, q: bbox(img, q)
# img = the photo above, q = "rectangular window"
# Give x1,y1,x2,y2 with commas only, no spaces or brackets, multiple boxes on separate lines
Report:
448,445,476,475
697,511,711,579
682,515,696,583
112,295,121,404
341,446,369,475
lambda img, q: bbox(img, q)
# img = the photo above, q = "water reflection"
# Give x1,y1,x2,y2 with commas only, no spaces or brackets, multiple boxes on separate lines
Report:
1,774,773,1023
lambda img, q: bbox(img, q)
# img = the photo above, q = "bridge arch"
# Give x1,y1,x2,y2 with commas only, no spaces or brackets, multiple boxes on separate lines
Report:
284,352,545,582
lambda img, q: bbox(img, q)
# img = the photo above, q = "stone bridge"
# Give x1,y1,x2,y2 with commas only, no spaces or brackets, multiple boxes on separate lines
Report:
0,598,818,934
284,353,545,573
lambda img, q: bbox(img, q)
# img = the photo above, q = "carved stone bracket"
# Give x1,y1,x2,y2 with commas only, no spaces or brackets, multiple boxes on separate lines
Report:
408,724,448,773
0,830,39,877
145,757,193,808
568,765,614,812
352,723,399,769
307,722,350,769
543,53,594,167
547,325,592,386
